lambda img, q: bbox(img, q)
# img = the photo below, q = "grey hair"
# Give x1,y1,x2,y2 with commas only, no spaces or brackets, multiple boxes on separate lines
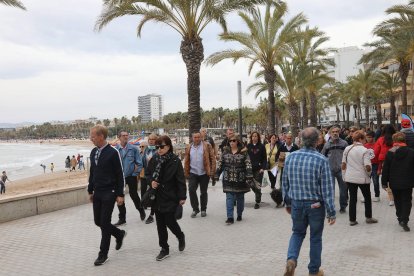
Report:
301,127,320,148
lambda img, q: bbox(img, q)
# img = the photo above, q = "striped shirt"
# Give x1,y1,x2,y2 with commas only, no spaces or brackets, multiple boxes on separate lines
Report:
282,147,336,218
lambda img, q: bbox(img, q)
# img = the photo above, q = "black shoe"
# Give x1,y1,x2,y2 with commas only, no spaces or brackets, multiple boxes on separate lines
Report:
94,254,108,266
114,219,126,226
115,230,127,250
178,234,185,251
254,203,260,209
339,208,346,214
145,215,154,224
225,218,234,225
156,249,170,261
400,222,411,232
237,216,242,221
139,208,146,221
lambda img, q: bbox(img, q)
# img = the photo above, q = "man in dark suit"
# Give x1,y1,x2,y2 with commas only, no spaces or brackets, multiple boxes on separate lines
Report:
88,125,127,266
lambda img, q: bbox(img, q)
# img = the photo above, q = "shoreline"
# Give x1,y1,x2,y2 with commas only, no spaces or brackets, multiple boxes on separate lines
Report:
0,138,93,147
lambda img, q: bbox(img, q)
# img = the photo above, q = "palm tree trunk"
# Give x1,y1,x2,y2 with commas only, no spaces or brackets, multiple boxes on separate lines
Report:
390,94,397,127
302,94,308,128
365,103,369,128
346,103,350,128
264,69,276,134
336,105,340,124
180,38,204,138
289,101,300,138
399,62,410,115
309,89,317,127
375,101,382,129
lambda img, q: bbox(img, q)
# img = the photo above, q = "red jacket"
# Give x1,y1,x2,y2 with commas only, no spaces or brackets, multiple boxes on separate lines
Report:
374,136,392,162
364,142,378,164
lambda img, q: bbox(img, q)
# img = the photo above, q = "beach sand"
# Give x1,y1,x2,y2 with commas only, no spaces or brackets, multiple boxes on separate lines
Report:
0,170,88,200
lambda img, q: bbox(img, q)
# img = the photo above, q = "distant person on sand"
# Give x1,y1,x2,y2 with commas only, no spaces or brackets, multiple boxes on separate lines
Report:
87,125,126,266
79,155,86,170
40,164,46,173
1,171,11,193
70,155,77,171
65,156,70,172
50,163,55,173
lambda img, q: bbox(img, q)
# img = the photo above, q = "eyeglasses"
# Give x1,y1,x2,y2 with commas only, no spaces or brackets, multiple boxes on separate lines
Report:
229,139,237,143
155,144,167,150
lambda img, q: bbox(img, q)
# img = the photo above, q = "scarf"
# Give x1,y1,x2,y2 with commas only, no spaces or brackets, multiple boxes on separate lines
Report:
393,142,407,147
152,151,174,183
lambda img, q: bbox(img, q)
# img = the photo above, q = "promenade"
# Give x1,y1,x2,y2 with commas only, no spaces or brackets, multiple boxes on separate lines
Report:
1,182,413,276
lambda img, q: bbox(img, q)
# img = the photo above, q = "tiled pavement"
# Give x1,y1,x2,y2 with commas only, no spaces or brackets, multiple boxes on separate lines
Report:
1,182,413,276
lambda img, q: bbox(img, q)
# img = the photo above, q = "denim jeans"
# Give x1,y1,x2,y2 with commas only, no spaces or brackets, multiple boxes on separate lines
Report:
287,200,325,275
371,163,380,197
226,192,245,218
331,170,348,209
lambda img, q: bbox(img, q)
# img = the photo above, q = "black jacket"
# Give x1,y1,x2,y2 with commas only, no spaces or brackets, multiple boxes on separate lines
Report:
88,144,125,197
382,146,414,190
247,143,267,171
148,154,187,213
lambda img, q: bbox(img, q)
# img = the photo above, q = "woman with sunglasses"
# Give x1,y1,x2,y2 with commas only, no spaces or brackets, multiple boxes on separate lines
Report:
150,135,187,261
247,131,267,209
215,134,253,224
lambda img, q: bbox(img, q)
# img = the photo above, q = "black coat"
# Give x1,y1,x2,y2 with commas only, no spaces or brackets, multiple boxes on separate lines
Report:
149,154,187,213
382,146,414,190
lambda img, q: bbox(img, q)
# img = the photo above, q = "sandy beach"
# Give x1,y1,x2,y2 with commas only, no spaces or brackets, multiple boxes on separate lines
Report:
0,170,89,200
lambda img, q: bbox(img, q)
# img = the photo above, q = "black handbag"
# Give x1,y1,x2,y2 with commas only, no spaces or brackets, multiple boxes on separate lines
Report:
175,204,183,220
141,188,156,208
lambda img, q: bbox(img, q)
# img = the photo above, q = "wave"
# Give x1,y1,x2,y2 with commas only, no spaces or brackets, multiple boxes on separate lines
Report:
2,153,55,169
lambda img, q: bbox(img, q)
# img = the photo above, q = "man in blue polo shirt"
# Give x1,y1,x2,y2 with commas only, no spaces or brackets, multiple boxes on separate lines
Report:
114,130,145,226
282,127,336,276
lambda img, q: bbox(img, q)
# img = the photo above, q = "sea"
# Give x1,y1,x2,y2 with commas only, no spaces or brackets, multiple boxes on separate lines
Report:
0,143,91,181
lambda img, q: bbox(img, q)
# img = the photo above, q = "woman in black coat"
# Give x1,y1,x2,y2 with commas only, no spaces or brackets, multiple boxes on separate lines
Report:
150,135,187,261
381,132,414,232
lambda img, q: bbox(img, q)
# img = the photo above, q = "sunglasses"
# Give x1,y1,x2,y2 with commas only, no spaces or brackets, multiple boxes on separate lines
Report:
155,144,168,150
139,146,145,148
229,139,237,143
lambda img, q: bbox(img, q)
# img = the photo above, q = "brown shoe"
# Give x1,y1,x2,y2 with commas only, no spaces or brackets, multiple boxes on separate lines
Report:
366,218,378,224
309,269,324,276
283,259,296,276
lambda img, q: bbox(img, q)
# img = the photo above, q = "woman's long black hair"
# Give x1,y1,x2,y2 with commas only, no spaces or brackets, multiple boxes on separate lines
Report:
382,124,396,147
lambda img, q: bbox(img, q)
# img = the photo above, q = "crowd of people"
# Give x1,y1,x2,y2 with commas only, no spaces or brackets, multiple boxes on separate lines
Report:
86,123,414,276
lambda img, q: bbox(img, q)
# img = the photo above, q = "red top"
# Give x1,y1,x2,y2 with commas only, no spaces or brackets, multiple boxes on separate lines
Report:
373,136,392,162
364,142,378,164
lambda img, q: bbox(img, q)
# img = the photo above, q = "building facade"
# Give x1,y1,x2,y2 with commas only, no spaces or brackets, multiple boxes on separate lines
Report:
137,94,163,123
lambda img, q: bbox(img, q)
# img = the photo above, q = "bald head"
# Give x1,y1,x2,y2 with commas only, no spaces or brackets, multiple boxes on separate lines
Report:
301,127,320,148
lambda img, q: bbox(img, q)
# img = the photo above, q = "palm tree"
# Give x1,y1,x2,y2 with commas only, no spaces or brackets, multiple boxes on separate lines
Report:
361,1,413,114
96,0,264,137
205,1,306,134
0,0,25,9
374,70,402,126
287,26,335,127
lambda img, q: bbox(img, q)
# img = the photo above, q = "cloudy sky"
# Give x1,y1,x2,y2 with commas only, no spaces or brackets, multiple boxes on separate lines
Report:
0,0,407,124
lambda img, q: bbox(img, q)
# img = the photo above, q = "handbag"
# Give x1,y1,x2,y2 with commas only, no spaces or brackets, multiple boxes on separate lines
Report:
175,204,183,220
261,171,270,188
141,188,156,208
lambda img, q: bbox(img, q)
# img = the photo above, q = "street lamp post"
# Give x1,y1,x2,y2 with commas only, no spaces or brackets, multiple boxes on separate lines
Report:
237,81,243,137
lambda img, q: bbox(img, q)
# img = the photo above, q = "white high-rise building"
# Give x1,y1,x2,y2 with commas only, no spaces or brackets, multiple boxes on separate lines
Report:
137,94,163,123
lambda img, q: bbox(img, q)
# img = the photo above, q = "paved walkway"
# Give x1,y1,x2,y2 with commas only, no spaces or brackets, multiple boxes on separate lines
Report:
1,182,413,276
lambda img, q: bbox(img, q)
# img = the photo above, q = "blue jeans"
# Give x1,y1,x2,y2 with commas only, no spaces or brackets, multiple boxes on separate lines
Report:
226,192,244,218
332,170,348,209
287,200,325,274
371,163,380,197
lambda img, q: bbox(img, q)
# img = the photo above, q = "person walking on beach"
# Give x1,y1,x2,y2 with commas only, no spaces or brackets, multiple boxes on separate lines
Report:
70,155,77,171
114,130,145,226
150,135,187,261
184,131,216,218
87,125,126,266
40,164,46,173
78,155,85,170
0,179,4,194
65,156,70,172
247,131,267,209
321,126,349,214
50,163,54,173
215,134,252,224
342,130,378,226
282,127,336,276
381,132,414,232
142,134,158,224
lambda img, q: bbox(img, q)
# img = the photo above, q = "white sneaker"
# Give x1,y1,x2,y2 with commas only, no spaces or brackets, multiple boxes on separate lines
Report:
372,197,380,202
389,201,394,206
360,198,365,203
